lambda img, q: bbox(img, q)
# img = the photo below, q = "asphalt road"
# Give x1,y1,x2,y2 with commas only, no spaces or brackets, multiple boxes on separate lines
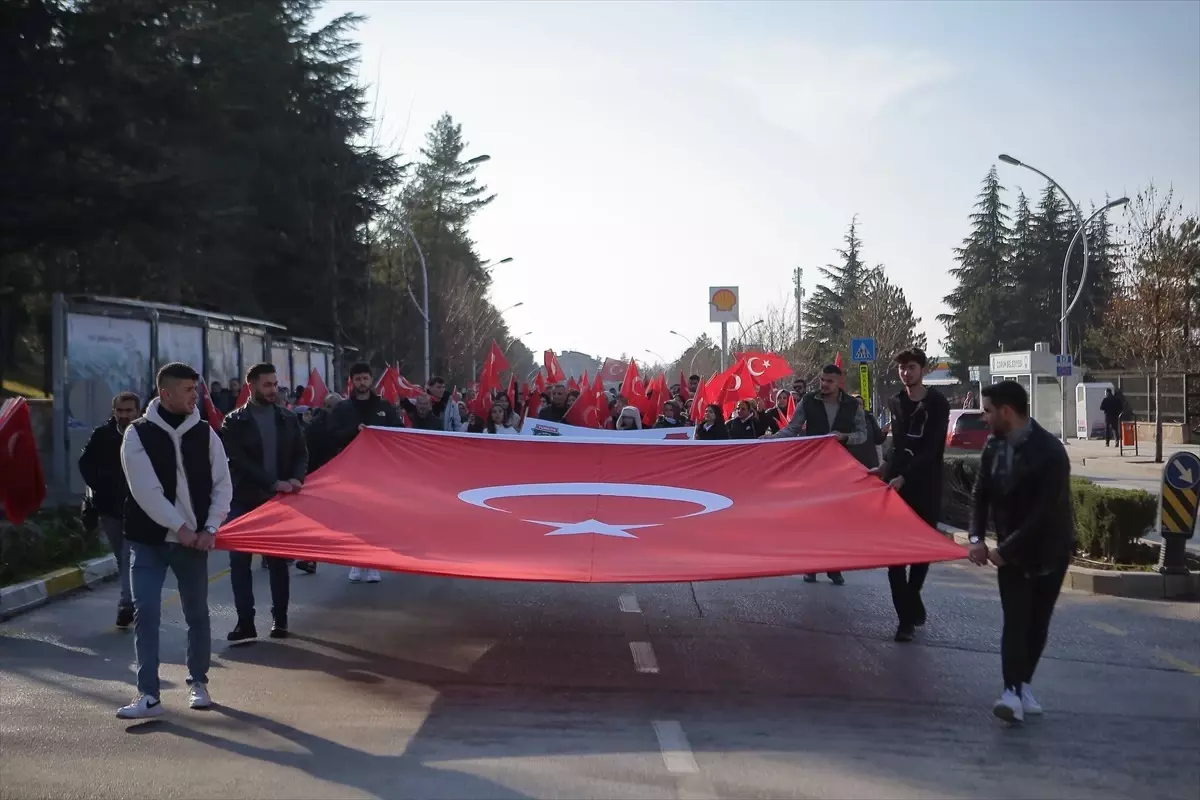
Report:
2,556,1198,800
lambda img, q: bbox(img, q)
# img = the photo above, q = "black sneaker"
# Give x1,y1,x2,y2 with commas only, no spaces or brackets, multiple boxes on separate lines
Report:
226,621,258,643
269,621,289,639
115,606,135,629
829,572,846,586
894,624,915,643
803,574,818,583
295,561,317,574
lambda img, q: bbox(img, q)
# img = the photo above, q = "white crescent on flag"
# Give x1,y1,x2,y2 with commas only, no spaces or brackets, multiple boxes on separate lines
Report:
745,356,767,377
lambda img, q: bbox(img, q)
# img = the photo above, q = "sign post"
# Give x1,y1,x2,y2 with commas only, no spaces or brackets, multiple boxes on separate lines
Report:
858,364,871,411
1157,451,1199,574
709,286,739,372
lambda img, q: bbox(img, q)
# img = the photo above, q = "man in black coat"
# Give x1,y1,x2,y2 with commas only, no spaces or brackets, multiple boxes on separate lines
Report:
873,348,950,643
537,383,570,423
969,380,1075,724
328,362,404,584
78,391,141,628
220,363,309,641
1099,388,1122,446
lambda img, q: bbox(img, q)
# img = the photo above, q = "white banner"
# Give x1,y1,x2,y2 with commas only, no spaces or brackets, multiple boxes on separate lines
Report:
519,418,694,440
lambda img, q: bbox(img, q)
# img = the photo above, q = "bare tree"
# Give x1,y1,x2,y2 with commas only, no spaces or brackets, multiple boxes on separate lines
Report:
1093,184,1199,461
842,265,927,406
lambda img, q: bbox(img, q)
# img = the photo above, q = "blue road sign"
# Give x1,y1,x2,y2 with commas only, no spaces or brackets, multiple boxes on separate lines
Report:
1055,354,1072,377
1164,451,1200,492
850,338,875,363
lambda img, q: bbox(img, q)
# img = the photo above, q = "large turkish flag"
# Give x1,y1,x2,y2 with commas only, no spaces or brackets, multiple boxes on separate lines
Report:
217,428,965,582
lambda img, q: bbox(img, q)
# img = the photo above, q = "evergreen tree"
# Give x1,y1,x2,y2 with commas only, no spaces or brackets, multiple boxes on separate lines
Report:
1025,184,1077,349
1002,190,1038,349
844,265,927,386
806,217,866,344
938,167,1011,376
1075,204,1118,365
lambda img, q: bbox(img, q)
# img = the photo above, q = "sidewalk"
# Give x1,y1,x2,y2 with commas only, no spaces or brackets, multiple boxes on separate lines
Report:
1067,437,1199,479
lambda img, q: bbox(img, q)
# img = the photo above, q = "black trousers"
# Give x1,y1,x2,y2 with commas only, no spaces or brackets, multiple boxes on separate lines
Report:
997,563,1068,690
1104,418,1120,445
888,563,929,626
229,551,290,623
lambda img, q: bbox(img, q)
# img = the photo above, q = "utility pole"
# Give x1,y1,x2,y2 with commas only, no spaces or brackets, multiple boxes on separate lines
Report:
793,267,804,341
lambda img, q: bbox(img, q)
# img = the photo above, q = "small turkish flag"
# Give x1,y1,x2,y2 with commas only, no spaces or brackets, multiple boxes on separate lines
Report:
600,358,626,383
620,360,640,400
298,368,328,408
234,381,250,409
484,341,510,385
544,350,566,384
0,398,46,524
198,380,225,429
677,370,690,403
740,351,792,385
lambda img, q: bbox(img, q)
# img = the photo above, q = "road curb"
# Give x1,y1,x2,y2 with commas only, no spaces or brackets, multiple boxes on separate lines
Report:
0,553,118,621
1077,456,1169,480
937,524,1199,601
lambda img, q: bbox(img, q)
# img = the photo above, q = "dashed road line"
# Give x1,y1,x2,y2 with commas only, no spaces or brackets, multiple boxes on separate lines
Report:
1155,648,1200,676
618,593,642,613
163,568,230,608
652,720,699,773
630,641,660,673
1089,621,1127,636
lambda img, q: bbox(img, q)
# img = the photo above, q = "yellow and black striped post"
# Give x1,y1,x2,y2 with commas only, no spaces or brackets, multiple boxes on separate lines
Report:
1157,451,1199,575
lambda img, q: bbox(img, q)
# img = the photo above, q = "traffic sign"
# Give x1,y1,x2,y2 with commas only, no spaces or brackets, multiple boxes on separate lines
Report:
1159,451,1199,539
850,338,875,363
858,364,871,411
1055,354,1072,377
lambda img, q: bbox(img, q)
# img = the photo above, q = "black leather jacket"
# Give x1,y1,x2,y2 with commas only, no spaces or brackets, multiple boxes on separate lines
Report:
219,403,308,511
970,420,1076,570
78,418,129,518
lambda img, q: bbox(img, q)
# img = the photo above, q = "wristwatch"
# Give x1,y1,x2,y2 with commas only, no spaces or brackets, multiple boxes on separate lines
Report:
968,534,983,545
203,526,218,535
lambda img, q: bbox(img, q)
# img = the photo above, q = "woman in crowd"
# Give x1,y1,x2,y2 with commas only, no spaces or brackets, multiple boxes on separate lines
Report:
485,402,519,435
695,403,729,440
727,399,759,439
615,405,642,431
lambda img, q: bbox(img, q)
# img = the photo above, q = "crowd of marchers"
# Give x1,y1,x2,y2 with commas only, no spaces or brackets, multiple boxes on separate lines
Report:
78,344,1075,729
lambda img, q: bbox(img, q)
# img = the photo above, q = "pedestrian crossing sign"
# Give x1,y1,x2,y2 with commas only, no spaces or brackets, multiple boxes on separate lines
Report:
850,338,875,363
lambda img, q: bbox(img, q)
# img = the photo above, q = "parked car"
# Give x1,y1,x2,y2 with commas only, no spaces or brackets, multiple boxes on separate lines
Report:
947,409,990,450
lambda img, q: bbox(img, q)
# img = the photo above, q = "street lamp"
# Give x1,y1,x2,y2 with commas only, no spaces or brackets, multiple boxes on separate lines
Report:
482,257,513,271
668,330,694,347
737,320,764,346
689,344,720,375
471,302,524,376
397,224,432,382
645,349,668,363
998,154,1091,441
465,154,491,166
505,332,533,355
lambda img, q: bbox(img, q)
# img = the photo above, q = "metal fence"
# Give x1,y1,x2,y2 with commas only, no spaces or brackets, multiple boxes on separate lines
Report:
1085,370,1199,434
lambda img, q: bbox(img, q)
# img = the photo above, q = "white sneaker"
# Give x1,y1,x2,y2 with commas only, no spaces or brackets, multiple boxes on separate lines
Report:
1020,685,1043,716
348,567,363,583
993,688,1024,723
116,694,164,720
365,569,382,583
188,683,212,709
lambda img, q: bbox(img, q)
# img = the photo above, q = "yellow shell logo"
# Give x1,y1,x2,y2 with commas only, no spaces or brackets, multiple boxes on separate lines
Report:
711,289,736,312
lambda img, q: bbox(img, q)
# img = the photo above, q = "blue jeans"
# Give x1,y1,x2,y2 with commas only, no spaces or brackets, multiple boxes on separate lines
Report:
99,515,132,609
129,541,210,699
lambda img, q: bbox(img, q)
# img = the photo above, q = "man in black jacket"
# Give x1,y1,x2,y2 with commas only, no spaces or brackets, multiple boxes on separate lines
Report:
329,362,404,583
1099,388,1122,446
537,383,570,423
220,363,309,642
969,380,1075,724
873,348,950,642
79,391,141,628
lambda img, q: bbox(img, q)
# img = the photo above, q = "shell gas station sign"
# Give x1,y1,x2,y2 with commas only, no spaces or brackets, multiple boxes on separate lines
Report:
709,286,739,323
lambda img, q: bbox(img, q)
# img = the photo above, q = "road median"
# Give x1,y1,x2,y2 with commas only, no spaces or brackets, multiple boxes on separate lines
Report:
0,554,118,621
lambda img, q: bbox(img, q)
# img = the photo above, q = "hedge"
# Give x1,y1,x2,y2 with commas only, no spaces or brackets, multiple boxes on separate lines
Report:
941,456,1158,564
0,506,109,586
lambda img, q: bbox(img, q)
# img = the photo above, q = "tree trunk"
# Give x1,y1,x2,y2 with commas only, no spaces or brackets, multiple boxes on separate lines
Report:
1154,357,1163,463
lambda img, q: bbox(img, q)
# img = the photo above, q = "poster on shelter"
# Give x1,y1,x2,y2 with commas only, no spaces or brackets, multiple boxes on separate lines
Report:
67,314,152,430
157,322,204,376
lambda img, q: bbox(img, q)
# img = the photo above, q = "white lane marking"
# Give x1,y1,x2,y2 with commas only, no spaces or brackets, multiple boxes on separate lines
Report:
652,720,699,774
618,593,642,613
630,641,659,673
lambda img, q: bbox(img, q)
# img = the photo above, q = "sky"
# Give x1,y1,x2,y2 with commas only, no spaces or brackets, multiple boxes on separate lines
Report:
319,0,1200,364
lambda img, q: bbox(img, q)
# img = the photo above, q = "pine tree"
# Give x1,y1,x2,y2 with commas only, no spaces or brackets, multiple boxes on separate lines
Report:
1074,204,1119,365
1024,184,1076,349
806,217,866,344
844,266,927,387
938,167,1011,376
1002,191,1038,349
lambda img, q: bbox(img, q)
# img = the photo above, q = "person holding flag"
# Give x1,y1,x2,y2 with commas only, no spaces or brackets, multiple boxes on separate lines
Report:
328,362,404,584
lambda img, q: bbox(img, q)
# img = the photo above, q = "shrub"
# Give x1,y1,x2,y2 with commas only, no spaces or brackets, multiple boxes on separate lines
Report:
0,506,108,586
941,456,1157,564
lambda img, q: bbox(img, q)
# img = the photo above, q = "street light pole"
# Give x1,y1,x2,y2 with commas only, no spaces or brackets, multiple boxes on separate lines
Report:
398,224,431,383
999,154,1090,442
505,332,533,356
471,302,524,376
